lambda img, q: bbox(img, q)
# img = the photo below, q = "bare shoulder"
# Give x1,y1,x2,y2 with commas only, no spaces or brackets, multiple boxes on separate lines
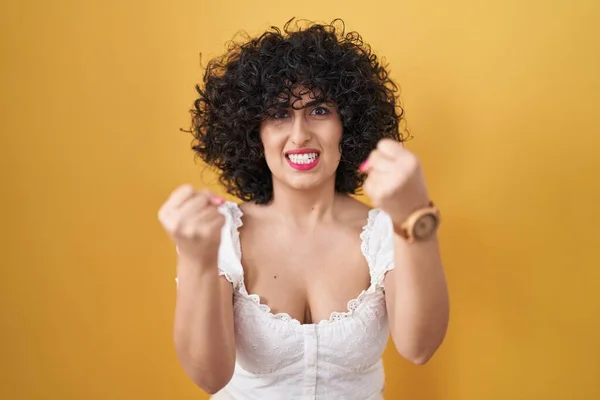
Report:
237,202,256,222
335,195,373,230
237,201,268,230
238,201,255,217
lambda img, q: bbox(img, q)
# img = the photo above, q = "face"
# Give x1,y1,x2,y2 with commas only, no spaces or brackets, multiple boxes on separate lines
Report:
259,88,343,191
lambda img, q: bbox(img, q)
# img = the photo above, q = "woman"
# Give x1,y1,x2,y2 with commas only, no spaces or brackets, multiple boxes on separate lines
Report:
158,19,449,400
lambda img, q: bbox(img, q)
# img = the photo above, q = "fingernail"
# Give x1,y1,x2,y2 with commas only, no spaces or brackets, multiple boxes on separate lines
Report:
210,196,225,205
358,160,369,173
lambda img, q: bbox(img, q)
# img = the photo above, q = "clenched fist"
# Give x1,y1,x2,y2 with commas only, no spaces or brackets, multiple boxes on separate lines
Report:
360,139,431,225
158,185,226,264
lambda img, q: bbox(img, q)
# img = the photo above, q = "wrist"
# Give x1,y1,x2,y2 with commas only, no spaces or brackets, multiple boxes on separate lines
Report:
177,254,219,278
391,200,440,243
389,198,432,227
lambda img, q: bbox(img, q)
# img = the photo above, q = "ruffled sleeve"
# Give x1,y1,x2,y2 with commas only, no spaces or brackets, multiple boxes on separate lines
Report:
365,209,396,288
216,201,244,288
175,201,244,289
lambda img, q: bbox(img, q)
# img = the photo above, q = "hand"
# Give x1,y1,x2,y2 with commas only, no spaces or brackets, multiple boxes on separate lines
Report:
158,185,226,264
360,139,431,225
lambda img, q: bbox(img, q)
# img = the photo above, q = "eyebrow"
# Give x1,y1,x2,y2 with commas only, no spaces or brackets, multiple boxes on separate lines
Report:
271,99,327,109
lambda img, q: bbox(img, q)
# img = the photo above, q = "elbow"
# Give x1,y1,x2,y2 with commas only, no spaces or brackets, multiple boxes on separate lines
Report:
175,345,235,394
393,334,446,366
392,316,449,366
407,352,434,366
195,379,223,395
187,363,235,394
395,344,438,366
193,373,232,395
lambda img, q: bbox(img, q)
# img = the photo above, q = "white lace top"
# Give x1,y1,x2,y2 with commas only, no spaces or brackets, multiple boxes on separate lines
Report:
181,202,396,400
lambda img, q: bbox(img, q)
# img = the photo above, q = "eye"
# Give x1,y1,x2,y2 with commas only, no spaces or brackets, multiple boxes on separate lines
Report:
268,109,289,120
311,106,330,116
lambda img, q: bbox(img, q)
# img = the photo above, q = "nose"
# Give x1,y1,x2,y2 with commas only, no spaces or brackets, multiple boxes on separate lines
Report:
289,112,312,146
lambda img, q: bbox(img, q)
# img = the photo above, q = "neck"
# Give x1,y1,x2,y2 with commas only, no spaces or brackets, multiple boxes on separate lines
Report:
268,178,340,228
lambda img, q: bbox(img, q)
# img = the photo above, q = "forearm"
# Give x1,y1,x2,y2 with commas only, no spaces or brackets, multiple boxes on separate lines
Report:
174,257,235,393
386,234,449,364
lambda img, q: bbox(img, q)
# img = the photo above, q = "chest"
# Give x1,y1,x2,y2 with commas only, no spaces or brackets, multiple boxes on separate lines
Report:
238,223,371,324
231,288,391,375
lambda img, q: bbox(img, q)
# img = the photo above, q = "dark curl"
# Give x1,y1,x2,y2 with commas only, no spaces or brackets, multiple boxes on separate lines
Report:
188,18,409,204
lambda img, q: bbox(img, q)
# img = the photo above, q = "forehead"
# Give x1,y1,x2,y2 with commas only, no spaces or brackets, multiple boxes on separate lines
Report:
271,85,326,109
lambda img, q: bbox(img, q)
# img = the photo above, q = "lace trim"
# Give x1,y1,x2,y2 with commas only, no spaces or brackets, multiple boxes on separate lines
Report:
375,260,394,287
227,202,386,326
360,208,380,285
222,201,244,256
218,269,235,284
361,209,395,288
215,202,245,287
240,286,378,326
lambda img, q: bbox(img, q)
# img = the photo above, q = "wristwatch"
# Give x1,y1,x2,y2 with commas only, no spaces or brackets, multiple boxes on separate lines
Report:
394,201,440,243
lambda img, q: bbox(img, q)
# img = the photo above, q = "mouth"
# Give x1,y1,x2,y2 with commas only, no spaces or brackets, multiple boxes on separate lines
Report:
285,151,320,170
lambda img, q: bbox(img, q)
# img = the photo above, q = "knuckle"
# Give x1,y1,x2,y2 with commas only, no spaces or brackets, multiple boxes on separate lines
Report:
178,183,194,193
197,189,212,198
377,138,394,150
158,210,173,227
194,192,212,206
172,184,192,199
164,221,178,235
405,152,420,167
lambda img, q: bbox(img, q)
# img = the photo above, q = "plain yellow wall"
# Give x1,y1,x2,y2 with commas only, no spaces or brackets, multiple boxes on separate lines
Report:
1,0,599,399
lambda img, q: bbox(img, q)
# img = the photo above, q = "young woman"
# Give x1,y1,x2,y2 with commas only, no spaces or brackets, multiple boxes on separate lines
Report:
158,19,449,400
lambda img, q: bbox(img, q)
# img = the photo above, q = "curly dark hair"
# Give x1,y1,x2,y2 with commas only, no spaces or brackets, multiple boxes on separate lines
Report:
188,18,408,204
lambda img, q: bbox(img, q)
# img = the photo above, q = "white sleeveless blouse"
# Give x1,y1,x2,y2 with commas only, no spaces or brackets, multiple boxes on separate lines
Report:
179,202,396,400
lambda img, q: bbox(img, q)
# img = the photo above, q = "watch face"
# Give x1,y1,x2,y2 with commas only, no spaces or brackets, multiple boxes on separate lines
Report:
413,213,439,240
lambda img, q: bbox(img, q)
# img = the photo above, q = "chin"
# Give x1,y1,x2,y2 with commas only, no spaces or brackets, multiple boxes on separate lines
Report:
284,170,338,191
285,176,323,190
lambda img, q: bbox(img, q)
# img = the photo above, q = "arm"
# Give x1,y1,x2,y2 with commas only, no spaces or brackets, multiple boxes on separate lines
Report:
361,138,449,365
384,233,449,365
174,255,236,393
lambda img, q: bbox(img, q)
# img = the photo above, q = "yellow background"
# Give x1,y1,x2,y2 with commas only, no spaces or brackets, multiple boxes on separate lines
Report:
2,0,599,399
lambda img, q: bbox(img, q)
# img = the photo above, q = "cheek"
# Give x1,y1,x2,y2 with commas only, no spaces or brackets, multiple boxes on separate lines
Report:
316,120,343,155
327,129,343,158
259,129,287,172
259,129,281,156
